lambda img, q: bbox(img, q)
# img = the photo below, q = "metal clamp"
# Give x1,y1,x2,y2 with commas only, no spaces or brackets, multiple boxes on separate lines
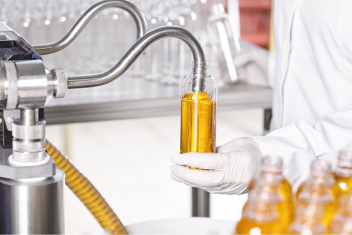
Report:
52,68,68,98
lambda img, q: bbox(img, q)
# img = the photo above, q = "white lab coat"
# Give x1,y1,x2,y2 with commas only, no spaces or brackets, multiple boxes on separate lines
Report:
252,0,352,190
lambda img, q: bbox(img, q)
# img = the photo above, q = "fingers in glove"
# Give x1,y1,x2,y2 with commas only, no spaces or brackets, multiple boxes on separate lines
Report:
170,165,226,188
217,139,238,153
171,152,228,170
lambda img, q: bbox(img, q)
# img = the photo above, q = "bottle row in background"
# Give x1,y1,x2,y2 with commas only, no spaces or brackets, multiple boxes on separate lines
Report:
235,152,352,234
0,0,240,104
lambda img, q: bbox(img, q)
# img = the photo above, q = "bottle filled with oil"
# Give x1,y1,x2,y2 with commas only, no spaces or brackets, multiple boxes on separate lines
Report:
289,198,327,234
180,62,217,169
235,180,288,234
295,160,338,227
331,151,352,200
244,156,294,230
329,193,352,234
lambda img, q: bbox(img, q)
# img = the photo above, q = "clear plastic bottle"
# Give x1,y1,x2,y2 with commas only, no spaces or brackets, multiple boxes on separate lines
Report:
289,199,327,234
207,3,241,86
329,193,352,234
296,160,338,227
245,156,294,229
331,151,352,200
180,62,217,164
235,181,287,234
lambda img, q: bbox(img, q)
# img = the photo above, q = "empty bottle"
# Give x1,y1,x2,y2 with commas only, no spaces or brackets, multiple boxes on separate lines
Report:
207,3,240,87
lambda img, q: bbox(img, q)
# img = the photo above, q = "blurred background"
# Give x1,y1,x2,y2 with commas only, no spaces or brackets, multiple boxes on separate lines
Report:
0,0,272,233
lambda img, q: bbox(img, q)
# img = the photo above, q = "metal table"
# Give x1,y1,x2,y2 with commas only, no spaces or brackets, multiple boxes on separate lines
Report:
45,77,272,125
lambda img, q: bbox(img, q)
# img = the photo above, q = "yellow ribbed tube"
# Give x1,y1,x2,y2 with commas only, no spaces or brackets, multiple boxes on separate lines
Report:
46,140,127,234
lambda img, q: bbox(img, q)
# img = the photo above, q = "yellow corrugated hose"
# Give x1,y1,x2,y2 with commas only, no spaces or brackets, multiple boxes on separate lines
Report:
46,140,128,234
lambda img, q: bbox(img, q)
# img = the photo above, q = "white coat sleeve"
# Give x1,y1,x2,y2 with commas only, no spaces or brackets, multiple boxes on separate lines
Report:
252,102,352,189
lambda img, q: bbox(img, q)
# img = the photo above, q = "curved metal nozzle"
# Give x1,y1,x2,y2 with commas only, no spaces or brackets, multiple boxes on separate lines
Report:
33,0,147,55
67,26,207,89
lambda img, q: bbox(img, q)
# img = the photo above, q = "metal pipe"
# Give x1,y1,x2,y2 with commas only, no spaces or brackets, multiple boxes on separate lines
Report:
67,26,207,89
33,0,147,55
20,109,39,125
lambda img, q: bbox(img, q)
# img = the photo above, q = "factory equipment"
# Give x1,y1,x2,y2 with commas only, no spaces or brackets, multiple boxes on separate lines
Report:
0,0,216,233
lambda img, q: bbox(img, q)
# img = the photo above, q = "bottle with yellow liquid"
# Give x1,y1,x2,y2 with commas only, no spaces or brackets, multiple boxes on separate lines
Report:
296,160,338,227
288,198,327,234
235,180,288,234
329,193,352,234
331,151,352,200
245,156,294,230
180,62,217,169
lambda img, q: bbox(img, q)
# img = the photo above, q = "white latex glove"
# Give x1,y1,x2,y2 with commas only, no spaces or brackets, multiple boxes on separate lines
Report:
170,137,263,195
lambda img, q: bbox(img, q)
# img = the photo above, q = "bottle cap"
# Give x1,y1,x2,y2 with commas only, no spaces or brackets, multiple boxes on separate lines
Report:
338,151,352,168
336,151,352,177
261,155,283,173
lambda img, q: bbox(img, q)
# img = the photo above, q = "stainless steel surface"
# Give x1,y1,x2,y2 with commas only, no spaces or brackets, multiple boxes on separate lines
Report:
46,79,272,125
12,118,46,162
52,68,68,98
67,26,207,89
20,109,39,125
12,138,46,153
0,146,55,179
15,61,50,109
12,120,46,140
3,61,18,109
192,188,210,217
0,168,65,234
33,0,147,55
3,60,56,110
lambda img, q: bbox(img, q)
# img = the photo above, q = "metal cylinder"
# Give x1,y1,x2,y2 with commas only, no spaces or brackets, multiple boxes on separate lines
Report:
0,168,65,234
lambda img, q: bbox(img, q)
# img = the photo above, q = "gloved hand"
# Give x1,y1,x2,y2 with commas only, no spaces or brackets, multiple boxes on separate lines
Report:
170,137,263,195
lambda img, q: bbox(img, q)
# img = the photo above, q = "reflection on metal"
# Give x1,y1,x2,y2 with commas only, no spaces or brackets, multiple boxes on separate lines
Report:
33,0,147,55
192,188,210,217
0,169,65,234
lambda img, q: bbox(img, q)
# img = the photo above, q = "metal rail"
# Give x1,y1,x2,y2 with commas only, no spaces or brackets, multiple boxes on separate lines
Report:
33,0,147,55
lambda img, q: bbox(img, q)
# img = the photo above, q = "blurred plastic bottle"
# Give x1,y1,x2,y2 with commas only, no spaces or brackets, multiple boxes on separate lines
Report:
245,156,294,229
329,193,352,234
331,151,352,200
288,199,327,234
296,160,338,227
235,180,287,234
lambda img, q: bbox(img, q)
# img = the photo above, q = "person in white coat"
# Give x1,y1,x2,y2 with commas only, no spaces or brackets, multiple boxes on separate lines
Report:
170,0,352,193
